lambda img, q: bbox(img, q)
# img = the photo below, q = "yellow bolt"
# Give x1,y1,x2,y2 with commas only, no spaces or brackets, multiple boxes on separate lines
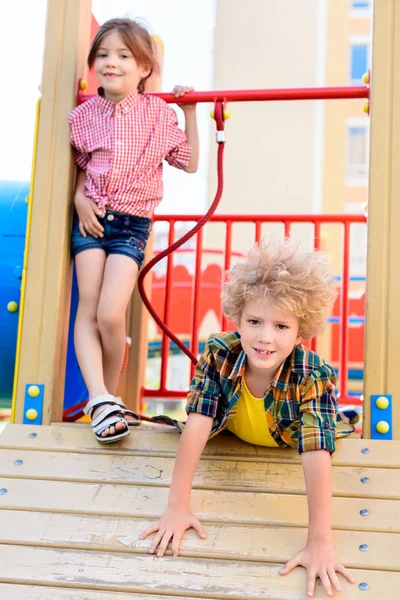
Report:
363,101,369,114
79,79,88,91
362,72,370,85
27,385,40,398
210,108,231,120
7,301,18,313
25,409,39,421
376,420,390,435
376,396,389,410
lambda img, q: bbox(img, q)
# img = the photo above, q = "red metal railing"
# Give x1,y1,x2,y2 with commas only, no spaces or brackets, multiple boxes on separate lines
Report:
79,85,369,106
143,213,367,407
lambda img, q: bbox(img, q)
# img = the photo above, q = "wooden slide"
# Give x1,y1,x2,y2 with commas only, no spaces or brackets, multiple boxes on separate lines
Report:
0,422,399,598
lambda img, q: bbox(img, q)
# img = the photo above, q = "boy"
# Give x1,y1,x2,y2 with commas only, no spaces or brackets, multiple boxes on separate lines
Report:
141,238,356,598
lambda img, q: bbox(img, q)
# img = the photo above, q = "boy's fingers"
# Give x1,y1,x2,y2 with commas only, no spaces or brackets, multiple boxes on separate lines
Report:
328,569,341,592
319,572,332,597
149,529,165,554
306,572,316,598
171,532,183,557
336,564,356,583
140,523,160,540
191,517,207,539
280,554,300,575
156,531,172,557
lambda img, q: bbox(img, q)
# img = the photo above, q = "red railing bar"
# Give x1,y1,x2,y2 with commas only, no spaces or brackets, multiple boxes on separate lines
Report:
222,221,233,331
190,229,203,378
153,214,366,224
255,221,262,243
310,222,322,353
79,86,368,105
314,222,321,250
159,222,175,390
339,222,351,399
284,221,291,238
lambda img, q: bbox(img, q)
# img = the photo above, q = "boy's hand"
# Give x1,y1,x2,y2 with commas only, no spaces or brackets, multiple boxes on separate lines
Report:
139,505,207,558
74,193,105,238
172,85,196,112
280,539,356,597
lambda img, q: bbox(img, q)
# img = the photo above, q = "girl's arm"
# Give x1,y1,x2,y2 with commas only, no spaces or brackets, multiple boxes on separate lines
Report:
172,85,199,173
140,412,212,557
74,168,87,199
73,169,105,238
280,450,355,597
182,105,199,173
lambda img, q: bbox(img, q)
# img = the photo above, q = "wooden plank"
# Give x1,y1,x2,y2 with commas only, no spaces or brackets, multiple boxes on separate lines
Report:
0,478,399,533
0,448,397,499
1,424,393,468
0,544,397,599
0,586,194,600
0,510,398,571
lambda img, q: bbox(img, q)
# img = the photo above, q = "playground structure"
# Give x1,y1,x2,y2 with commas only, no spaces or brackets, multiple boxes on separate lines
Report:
1,0,400,597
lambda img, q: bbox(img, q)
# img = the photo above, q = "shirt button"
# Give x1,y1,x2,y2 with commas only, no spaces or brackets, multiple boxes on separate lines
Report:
116,141,122,146
107,214,114,221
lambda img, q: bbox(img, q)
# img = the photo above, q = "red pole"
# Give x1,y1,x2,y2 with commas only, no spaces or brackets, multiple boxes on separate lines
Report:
79,86,369,105
160,222,175,392
190,229,203,379
221,221,232,331
339,222,350,400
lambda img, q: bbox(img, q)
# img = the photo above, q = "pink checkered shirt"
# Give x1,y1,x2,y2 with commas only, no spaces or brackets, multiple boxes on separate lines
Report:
69,91,192,216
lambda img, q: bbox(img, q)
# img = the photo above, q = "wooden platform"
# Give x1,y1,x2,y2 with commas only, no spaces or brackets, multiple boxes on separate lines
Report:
0,423,399,598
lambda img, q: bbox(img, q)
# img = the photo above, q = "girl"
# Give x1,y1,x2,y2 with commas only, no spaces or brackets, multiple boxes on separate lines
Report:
69,18,199,443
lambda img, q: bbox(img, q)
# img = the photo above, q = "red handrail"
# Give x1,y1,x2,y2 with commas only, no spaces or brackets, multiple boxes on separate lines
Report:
79,85,369,105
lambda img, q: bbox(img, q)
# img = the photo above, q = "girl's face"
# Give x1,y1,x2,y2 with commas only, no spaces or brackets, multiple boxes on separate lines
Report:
94,30,150,103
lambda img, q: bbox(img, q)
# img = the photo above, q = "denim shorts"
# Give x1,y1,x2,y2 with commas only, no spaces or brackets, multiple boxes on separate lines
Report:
71,210,152,269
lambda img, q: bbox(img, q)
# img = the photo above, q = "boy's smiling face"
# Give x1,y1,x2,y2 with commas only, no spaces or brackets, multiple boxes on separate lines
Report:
237,296,302,378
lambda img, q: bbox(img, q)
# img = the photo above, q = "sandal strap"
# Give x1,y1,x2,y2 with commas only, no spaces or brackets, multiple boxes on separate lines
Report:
91,404,127,428
93,415,127,436
84,395,116,417
113,398,140,422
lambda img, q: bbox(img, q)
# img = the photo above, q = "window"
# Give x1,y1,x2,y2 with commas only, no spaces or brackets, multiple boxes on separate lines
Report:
350,43,369,84
345,203,367,276
346,122,369,185
351,0,371,8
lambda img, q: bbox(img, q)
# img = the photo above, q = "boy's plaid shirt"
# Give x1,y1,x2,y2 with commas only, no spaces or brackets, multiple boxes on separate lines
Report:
173,331,354,454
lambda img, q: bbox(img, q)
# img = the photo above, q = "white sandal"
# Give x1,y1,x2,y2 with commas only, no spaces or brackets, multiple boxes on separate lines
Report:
84,395,140,444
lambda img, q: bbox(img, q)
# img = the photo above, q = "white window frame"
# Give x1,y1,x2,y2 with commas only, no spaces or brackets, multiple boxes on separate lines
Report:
346,118,370,187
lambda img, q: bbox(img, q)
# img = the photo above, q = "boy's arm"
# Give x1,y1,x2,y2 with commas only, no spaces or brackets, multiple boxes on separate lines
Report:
281,451,355,597
140,412,212,557
280,367,355,597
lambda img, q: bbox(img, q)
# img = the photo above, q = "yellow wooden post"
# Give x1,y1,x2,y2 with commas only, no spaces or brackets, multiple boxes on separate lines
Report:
363,1,400,438
12,0,92,424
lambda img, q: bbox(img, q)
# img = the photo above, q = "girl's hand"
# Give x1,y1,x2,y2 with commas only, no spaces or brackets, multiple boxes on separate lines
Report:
74,193,105,238
139,505,207,558
280,539,356,597
172,85,196,112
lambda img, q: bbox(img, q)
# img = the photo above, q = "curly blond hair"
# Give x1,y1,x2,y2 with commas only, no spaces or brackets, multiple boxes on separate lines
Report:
221,238,337,340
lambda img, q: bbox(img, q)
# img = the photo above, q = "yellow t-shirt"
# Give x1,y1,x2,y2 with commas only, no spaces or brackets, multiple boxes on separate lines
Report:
227,377,279,447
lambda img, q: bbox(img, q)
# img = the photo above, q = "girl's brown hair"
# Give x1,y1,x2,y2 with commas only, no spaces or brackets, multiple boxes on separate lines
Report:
88,18,159,92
